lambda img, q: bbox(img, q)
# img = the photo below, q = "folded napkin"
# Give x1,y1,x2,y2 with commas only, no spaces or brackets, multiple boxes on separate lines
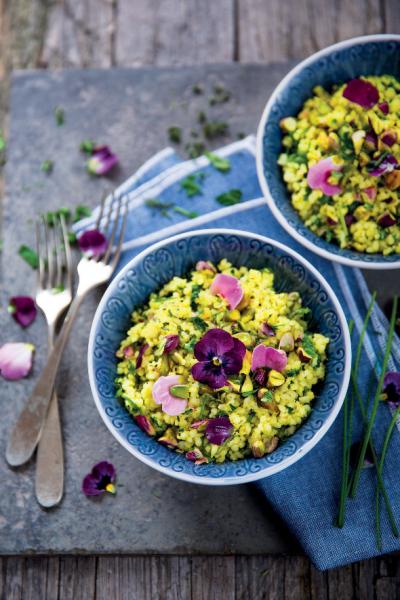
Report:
74,136,400,570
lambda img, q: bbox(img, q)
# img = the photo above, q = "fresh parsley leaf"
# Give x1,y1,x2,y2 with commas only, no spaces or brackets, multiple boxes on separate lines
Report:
18,245,39,269
54,106,65,126
185,142,206,158
216,189,242,206
167,126,182,144
80,140,95,154
173,206,199,219
190,284,202,310
145,198,174,217
203,119,229,140
180,175,203,197
302,334,317,359
205,151,231,173
41,160,54,174
191,316,207,332
0,133,5,152
192,84,204,95
68,231,77,245
73,204,92,222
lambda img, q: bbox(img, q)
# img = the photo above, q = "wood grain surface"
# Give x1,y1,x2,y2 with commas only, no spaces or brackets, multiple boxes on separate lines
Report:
0,0,399,598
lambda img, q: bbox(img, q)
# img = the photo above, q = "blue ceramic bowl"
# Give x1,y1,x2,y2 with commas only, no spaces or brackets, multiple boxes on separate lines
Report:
88,229,351,485
256,34,400,269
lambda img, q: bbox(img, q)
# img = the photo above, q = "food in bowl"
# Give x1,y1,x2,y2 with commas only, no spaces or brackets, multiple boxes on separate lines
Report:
278,75,400,255
115,259,329,464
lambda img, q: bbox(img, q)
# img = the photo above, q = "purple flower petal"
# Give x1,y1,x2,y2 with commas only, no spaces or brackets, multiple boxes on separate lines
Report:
254,368,268,386
186,448,208,464
87,145,118,175
345,213,356,227
368,153,398,176
152,375,187,415
191,361,228,389
307,157,342,196
343,78,379,109
8,296,37,328
364,130,378,149
210,273,243,310
78,229,107,257
196,261,216,272
251,344,288,372
378,102,389,115
362,186,377,200
123,345,135,358
221,338,247,375
191,419,209,429
136,342,150,368
378,213,397,228
135,415,155,436
0,342,34,380
192,329,245,390
260,322,275,336
383,371,400,406
82,461,116,497
381,132,397,147
163,334,180,354
194,328,235,361
205,416,233,445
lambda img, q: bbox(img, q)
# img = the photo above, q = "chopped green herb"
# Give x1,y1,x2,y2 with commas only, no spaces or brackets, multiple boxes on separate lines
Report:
190,284,202,310
191,316,208,332
197,111,207,124
216,189,242,206
41,160,54,174
54,106,65,126
145,198,174,217
203,119,229,140
0,133,5,152
53,284,65,294
192,84,204,95
73,204,91,222
180,175,203,197
68,231,77,245
185,142,206,158
173,206,199,219
237,132,246,140
208,84,231,105
205,151,231,173
285,368,301,377
18,245,39,269
167,126,182,144
80,140,95,154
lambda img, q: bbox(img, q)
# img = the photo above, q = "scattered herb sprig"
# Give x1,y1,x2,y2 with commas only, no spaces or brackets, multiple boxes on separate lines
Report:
216,189,242,206
18,245,39,269
205,151,231,173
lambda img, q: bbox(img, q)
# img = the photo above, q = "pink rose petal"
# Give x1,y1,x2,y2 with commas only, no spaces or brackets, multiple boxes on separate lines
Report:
362,187,377,200
251,344,288,372
152,375,187,416
196,261,216,272
210,273,243,310
343,78,379,109
0,342,35,380
307,157,342,196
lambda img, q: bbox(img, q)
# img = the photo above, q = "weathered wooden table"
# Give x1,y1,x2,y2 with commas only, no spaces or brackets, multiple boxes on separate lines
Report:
0,1,399,598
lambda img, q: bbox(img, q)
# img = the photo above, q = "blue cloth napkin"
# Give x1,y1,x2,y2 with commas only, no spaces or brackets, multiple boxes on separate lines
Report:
74,136,400,570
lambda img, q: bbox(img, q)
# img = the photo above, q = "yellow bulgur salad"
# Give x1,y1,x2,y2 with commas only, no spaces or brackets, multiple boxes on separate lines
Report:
279,75,400,254
115,260,329,464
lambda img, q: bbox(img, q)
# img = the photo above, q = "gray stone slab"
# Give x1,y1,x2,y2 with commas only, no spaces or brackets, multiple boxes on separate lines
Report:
0,63,397,556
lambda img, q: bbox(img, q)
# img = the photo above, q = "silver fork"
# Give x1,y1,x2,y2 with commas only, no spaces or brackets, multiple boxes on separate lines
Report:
6,195,128,467
35,215,73,507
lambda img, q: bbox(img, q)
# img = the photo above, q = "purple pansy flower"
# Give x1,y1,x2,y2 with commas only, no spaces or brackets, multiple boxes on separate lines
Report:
163,334,180,354
383,372,400,407
191,328,246,389
8,296,37,328
343,78,379,109
87,146,118,175
78,229,107,257
0,342,35,380
82,461,116,497
368,153,398,177
205,416,233,445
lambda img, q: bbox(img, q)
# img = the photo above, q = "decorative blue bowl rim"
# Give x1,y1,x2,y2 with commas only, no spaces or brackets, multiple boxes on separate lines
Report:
256,34,400,270
88,229,351,485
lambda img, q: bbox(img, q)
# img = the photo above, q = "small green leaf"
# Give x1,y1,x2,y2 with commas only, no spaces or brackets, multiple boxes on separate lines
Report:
192,84,204,95
170,385,190,399
41,160,54,174
53,284,65,294
18,245,39,269
191,316,207,332
203,119,229,140
67,231,77,245
73,204,92,222
216,189,242,206
180,175,203,197
145,198,174,217
80,140,95,154
54,106,65,126
205,151,231,173
173,206,199,219
167,126,182,144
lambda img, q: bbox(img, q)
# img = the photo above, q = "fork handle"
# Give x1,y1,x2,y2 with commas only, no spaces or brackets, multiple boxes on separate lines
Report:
6,294,84,467
35,390,63,507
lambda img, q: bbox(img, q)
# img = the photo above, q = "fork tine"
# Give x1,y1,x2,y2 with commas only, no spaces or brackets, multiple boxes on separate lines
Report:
36,219,45,289
54,218,64,289
110,201,128,270
103,195,123,264
43,217,55,289
95,192,107,229
95,193,115,262
59,214,72,294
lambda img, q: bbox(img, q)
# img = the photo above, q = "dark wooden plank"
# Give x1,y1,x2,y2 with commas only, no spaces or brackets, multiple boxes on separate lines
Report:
353,559,378,600
235,556,285,600
96,557,152,600
3,557,24,600
376,576,398,600
284,557,311,600
310,564,328,600
383,0,400,32
150,556,191,600
192,556,235,600
327,564,354,600
238,0,385,62
58,557,96,600
115,0,235,66
41,0,115,68
23,557,59,600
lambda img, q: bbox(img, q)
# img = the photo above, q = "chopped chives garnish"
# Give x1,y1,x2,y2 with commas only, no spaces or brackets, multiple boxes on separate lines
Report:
350,296,398,498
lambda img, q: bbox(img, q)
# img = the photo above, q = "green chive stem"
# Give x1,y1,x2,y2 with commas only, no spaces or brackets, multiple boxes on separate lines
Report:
375,406,400,550
350,296,398,498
